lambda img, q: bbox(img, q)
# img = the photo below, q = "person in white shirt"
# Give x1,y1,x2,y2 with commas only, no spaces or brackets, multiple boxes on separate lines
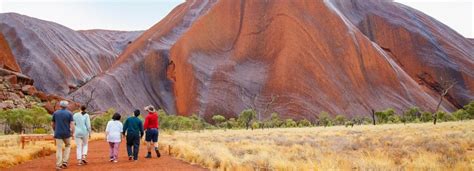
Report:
105,113,123,163
73,105,91,166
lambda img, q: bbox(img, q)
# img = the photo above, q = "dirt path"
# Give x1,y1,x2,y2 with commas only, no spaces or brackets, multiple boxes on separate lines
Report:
8,140,207,171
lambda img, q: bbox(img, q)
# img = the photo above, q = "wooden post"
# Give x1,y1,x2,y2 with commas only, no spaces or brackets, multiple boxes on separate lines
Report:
21,136,25,149
371,109,376,125
168,145,171,155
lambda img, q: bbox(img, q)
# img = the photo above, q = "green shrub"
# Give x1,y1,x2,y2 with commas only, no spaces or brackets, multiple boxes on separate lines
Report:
212,115,226,128
344,121,354,127
452,109,468,121
33,128,48,134
238,109,256,130
284,119,297,128
251,121,261,129
420,111,432,122
403,107,420,122
318,112,332,127
375,108,396,124
334,115,346,125
91,108,115,132
269,112,283,128
158,111,211,131
227,118,239,129
388,115,401,123
462,101,474,119
0,105,50,134
297,119,312,127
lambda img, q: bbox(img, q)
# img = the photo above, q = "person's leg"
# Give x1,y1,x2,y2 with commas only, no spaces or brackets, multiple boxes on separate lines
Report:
145,130,152,158
108,142,114,161
154,129,160,157
133,135,140,160
113,142,120,161
126,143,133,159
75,137,83,163
55,139,64,168
82,136,89,163
63,138,71,166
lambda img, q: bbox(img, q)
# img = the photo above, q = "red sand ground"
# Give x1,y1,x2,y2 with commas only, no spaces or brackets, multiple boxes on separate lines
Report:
8,140,207,171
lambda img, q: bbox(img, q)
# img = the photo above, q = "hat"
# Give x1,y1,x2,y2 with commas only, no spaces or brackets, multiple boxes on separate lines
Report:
145,105,156,112
59,100,69,108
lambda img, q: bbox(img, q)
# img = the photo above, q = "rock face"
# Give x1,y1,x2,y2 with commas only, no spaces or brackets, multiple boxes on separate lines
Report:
0,13,142,95
329,0,473,109
0,32,20,72
78,29,143,55
75,0,473,120
69,0,217,113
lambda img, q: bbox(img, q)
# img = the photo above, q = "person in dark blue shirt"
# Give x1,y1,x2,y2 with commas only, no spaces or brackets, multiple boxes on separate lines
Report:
52,101,74,169
123,109,144,161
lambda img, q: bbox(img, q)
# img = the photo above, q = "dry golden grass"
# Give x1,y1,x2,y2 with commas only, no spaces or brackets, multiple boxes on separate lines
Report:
0,133,105,168
159,121,474,170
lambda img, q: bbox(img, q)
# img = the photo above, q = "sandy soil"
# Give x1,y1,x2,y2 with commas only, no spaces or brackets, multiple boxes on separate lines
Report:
8,140,207,171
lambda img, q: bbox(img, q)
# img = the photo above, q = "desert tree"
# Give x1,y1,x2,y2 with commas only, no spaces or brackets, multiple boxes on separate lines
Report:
432,77,456,125
239,87,279,128
318,111,332,127
71,87,97,111
212,115,226,128
238,109,256,130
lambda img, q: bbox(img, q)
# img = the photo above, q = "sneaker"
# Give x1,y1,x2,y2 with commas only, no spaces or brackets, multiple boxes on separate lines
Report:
77,160,83,166
82,155,88,164
156,150,161,158
56,166,62,170
61,162,68,168
113,160,118,163
110,158,114,162
129,156,133,161
145,152,152,158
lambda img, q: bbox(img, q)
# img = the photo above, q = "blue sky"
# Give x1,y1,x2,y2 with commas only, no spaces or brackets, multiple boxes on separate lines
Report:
0,0,185,31
0,0,472,38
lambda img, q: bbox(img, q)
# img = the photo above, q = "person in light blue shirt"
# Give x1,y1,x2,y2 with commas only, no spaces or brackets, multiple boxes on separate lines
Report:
73,105,91,166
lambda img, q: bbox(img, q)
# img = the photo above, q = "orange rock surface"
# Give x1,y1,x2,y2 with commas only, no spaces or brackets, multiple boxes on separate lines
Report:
68,0,217,114
0,32,20,72
0,13,141,96
73,0,472,120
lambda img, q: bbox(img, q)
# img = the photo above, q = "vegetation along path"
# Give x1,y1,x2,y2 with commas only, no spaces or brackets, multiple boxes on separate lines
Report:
8,140,207,171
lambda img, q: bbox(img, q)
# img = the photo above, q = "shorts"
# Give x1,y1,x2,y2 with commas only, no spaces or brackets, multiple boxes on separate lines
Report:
145,128,159,142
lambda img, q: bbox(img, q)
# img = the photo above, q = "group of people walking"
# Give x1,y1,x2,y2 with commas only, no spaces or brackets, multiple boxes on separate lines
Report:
51,100,161,170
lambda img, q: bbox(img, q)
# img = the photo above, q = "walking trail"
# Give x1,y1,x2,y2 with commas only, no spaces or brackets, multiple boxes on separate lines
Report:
8,140,207,171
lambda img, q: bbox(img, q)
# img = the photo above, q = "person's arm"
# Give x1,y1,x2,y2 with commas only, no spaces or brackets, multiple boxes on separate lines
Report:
86,115,92,137
105,121,111,139
51,113,56,132
70,121,75,140
119,122,123,139
144,115,149,131
70,114,75,138
122,119,128,136
139,120,144,138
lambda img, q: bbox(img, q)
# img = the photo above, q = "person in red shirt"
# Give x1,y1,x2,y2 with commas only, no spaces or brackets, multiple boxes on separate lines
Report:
144,105,160,158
